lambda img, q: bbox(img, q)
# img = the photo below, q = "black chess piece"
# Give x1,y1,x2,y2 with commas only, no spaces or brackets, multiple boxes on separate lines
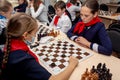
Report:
97,63,102,69
30,42,39,49
37,34,41,41
102,63,107,71
91,65,96,73
106,69,112,80
61,54,66,57
50,63,56,68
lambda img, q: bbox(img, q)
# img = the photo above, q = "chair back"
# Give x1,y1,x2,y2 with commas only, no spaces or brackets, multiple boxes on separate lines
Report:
107,22,120,53
100,4,109,11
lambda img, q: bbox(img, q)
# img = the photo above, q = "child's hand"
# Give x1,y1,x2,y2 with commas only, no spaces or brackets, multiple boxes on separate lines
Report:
28,1,34,8
75,36,91,48
69,56,79,67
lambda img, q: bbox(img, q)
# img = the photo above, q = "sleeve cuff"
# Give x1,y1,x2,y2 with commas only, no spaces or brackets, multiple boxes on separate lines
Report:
90,43,99,52
70,36,78,41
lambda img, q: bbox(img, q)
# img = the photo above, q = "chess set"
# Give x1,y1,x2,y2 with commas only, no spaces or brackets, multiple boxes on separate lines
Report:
32,39,93,74
30,24,60,48
81,63,112,80
37,24,60,41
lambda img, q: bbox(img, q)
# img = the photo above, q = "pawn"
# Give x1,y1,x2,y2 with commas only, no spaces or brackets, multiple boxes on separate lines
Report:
91,65,96,73
102,63,107,71
97,63,102,69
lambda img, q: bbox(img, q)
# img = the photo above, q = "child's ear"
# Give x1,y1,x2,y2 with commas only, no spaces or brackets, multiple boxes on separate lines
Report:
93,12,98,18
23,32,28,39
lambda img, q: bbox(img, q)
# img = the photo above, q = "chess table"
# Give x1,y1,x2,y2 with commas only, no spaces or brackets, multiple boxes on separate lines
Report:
32,23,120,80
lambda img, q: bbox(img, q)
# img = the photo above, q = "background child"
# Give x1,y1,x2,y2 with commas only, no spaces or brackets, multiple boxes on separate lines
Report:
0,0,13,51
2,13,78,80
26,0,49,25
14,0,28,12
66,0,81,25
67,0,112,55
49,1,72,33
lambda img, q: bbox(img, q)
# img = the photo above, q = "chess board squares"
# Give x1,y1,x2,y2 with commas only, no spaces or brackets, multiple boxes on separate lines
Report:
54,50,60,53
38,53,44,56
43,57,50,62
58,64,66,69
84,52,90,56
76,56,83,60
53,53,59,57
76,48,81,51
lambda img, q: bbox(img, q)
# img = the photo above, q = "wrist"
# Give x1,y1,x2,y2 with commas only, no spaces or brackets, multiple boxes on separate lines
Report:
87,42,91,48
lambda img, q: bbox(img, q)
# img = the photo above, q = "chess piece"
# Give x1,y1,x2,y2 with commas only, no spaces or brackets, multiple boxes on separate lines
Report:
81,68,89,80
37,34,41,41
97,63,102,69
50,63,56,68
61,54,66,57
102,63,107,72
91,65,96,73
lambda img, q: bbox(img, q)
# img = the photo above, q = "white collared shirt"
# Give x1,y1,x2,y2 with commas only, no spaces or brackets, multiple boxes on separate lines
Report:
50,12,72,33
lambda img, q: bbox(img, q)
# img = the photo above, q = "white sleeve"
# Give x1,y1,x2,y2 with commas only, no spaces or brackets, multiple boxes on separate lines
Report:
74,5,81,12
61,17,72,33
25,7,31,15
92,43,99,52
30,4,44,18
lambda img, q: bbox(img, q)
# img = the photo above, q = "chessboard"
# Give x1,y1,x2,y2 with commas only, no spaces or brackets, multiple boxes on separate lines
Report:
38,24,51,36
33,40,93,74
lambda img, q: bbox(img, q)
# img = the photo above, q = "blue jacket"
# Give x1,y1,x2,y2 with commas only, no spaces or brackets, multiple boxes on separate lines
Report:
67,20,112,55
3,50,51,80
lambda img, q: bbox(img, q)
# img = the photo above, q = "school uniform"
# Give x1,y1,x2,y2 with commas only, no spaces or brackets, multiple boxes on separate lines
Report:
26,3,49,25
67,18,112,55
2,39,51,80
0,15,7,50
66,2,81,21
49,12,72,33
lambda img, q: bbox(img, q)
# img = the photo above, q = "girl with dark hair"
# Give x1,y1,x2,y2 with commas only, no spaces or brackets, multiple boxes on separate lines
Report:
67,0,112,55
2,13,78,80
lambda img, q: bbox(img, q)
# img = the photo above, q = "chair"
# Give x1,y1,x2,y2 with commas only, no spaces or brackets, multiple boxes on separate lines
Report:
47,5,55,23
100,4,109,11
107,22,120,58
99,4,109,15
117,1,120,4
116,7,120,13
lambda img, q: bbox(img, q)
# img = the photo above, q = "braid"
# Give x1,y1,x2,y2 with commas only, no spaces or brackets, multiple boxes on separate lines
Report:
2,34,11,66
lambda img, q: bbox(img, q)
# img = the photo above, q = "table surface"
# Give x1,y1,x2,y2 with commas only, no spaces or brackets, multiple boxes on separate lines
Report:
35,23,120,80
106,3,120,7
98,14,120,20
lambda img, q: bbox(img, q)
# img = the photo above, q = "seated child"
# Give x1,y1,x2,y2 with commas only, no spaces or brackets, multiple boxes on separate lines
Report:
0,0,13,51
2,13,78,80
67,0,112,55
26,0,49,25
49,1,72,33
14,0,28,12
